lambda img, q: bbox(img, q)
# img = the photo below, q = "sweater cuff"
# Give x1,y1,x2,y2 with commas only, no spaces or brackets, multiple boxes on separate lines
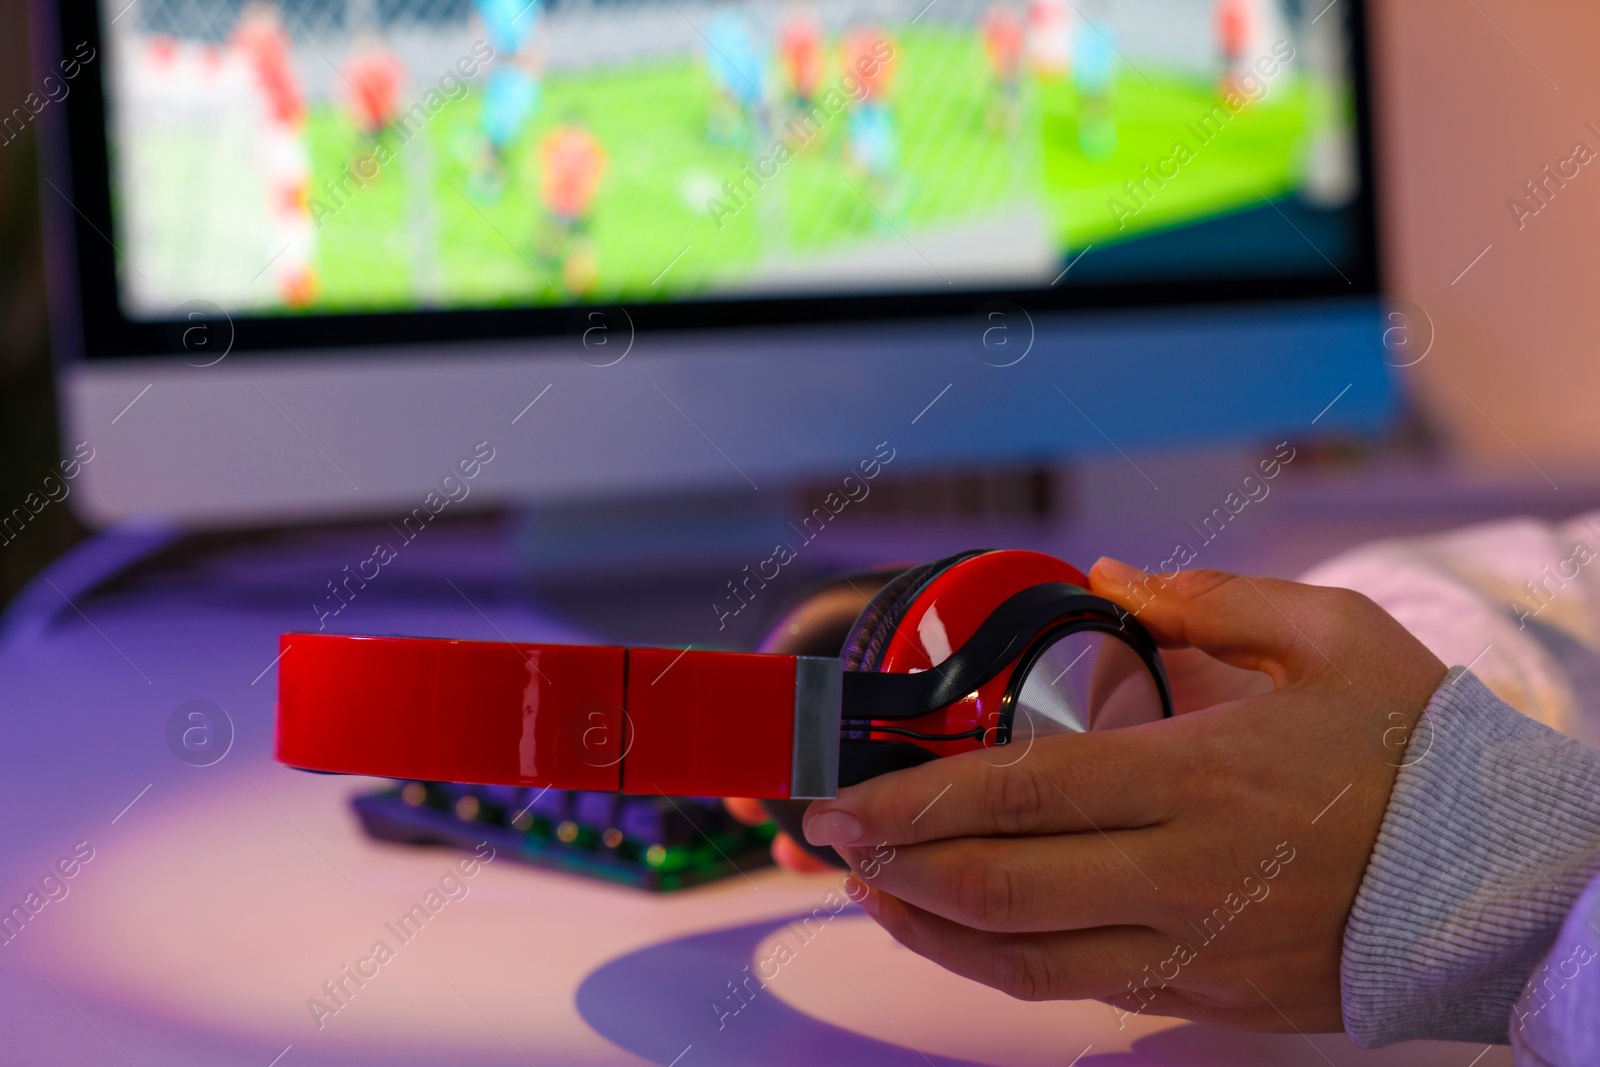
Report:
1341,668,1600,1046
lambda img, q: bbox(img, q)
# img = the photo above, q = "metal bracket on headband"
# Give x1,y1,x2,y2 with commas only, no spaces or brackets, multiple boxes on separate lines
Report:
838,583,1151,721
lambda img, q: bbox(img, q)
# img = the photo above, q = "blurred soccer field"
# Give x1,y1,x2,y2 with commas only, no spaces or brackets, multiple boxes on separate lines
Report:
305,27,1308,311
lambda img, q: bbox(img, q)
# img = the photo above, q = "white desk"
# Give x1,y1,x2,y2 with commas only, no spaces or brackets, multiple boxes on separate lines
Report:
0,517,1516,1066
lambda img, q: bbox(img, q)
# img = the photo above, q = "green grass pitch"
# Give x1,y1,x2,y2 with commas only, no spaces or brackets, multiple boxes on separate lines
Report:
303,27,1310,312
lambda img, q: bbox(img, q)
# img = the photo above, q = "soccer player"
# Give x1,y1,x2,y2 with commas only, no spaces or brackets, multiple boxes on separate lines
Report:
341,32,407,174
777,6,824,115
473,0,545,197
1216,0,1252,98
704,6,770,149
1025,0,1071,82
777,2,825,154
842,28,901,221
982,4,1026,133
1071,0,1117,160
535,120,608,295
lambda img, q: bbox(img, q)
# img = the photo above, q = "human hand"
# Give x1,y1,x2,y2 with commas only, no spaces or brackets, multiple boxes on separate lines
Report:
734,590,1278,874
736,583,1273,874
798,560,1448,1032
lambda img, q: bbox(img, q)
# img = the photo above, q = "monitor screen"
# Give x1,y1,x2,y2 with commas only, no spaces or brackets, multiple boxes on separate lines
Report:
57,0,1376,354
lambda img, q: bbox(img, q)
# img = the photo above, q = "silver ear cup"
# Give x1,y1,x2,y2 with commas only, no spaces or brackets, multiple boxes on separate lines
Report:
1008,627,1166,738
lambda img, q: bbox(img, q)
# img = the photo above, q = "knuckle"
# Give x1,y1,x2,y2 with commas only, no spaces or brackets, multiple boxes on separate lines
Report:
1329,585,1375,613
1332,587,1382,628
1171,568,1236,601
991,940,1057,1002
988,763,1048,834
1308,586,1376,654
954,851,1027,930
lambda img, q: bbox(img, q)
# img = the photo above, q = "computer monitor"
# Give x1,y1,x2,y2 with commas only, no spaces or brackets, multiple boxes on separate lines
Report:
34,0,1395,527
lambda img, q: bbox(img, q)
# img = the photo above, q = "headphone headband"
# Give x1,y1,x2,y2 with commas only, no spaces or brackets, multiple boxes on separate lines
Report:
275,634,842,798
275,565,1170,799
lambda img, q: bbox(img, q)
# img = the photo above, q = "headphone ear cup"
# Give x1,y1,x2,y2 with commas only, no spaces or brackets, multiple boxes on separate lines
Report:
839,550,990,671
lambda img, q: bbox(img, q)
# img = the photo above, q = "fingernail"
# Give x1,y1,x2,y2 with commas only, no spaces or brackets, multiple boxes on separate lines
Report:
1092,556,1144,585
804,809,864,847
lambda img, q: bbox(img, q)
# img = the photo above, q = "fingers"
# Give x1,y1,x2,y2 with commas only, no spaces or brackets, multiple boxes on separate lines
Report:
771,833,837,874
838,829,1163,933
723,799,838,873
860,888,1173,1003
723,797,769,826
723,800,841,873
803,731,1175,848
1089,558,1341,683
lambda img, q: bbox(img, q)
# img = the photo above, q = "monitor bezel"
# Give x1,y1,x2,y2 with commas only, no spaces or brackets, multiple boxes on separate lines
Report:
45,0,1384,363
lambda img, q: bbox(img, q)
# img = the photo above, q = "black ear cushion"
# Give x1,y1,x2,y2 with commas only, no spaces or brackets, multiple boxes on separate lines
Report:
837,563,935,671
840,550,991,672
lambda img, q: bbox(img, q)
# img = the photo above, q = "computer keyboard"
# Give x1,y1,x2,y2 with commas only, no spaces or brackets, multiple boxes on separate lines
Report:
352,780,776,891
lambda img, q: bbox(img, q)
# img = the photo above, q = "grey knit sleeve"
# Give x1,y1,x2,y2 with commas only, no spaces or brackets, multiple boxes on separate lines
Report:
1509,870,1600,1065
1341,667,1600,1047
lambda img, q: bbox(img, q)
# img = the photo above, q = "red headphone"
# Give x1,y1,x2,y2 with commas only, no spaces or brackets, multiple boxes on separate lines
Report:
275,549,1171,800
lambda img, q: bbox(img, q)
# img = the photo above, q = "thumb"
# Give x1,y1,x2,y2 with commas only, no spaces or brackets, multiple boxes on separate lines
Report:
1089,557,1329,684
